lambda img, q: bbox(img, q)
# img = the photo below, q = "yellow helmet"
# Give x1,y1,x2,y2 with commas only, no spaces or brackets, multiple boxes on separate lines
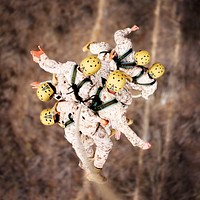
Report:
40,108,55,126
106,70,132,93
80,55,101,76
148,62,165,79
134,50,151,66
36,82,55,102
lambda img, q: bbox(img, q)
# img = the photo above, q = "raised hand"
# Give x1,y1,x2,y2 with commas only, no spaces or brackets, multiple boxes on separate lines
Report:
109,49,117,61
142,142,151,150
30,81,41,89
131,25,139,32
30,46,45,63
100,118,109,126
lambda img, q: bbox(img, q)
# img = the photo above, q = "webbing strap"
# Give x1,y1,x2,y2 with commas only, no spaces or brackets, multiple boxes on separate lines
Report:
71,65,92,102
120,62,137,69
64,113,74,127
132,67,145,82
132,67,156,86
89,86,118,112
71,84,83,102
101,77,107,86
135,79,156,86
99,50,112,54
77,78,92,90
92,98,118,112
113,48,136,69
89,87,103,109
59,113,74,128
71,64,78,84
118,48,133,61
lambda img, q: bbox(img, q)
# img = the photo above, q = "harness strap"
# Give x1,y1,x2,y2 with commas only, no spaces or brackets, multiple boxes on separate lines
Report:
89,87,103,110
71,84,83,102
117,48,133,61
113,48,135,69
120,62,137,69
71,64,78,84
89,85,119,112
92,99,118,112
132,66,156,86
101,77,107,86
58,113,74,128
99,50,112,54
77,78,92,90
71,65,92,102
134,79,156,86
132,66,145,81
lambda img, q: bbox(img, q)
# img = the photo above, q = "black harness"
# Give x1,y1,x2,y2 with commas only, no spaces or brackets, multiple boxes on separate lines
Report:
58,113,74,128
99,50,112,55
132,66,156,86
89,87,118,113
71,65,93,102
113,48,137,69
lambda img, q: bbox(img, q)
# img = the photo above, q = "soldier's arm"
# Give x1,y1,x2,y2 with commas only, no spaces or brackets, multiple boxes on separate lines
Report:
114,25,139,45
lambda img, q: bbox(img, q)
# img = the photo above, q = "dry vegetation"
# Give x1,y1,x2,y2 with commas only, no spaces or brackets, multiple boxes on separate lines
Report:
0,0,200,199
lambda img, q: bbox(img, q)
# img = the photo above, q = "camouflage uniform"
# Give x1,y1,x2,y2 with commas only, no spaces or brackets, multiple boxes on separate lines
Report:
89,28,158,99
111,27,157,99
128,67,158,100
38,54,94,102
112,27,134,65
56,101,113,169
38,54,113,169
89,86,147,149
88,42,112,87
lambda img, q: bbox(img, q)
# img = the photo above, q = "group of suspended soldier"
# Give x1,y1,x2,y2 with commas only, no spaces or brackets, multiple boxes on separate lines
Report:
30,25,165,184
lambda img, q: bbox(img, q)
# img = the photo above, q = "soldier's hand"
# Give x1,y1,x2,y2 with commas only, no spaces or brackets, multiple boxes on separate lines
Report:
30,46,45,63
142,142,151,150
100,118,109,126
109,49,117,61
30,81,41,89
114,130,121,140
131,25,139,32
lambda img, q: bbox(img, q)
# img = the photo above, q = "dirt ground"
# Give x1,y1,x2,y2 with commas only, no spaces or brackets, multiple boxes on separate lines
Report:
0,0,200,199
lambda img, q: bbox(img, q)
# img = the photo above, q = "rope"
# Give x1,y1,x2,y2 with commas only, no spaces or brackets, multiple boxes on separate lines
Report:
73,104,94,172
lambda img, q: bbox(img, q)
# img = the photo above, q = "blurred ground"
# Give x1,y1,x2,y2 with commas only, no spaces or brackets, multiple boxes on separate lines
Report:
0,0,200,199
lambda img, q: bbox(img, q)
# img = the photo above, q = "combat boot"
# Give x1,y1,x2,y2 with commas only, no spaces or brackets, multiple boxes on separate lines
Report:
78,157,94,170
86,167,107,184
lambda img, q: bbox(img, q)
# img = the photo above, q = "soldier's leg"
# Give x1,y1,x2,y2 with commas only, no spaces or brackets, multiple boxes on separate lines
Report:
85,126,113,184
80,134,95,158
92,126,113,169
64,125,76,145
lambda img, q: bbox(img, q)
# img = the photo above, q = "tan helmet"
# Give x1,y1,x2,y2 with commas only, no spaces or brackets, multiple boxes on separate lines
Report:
148,62,165,79
106,70,132,93
80,55,101,76
134,50,151,66
40,108,55,126
36,82,55,102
